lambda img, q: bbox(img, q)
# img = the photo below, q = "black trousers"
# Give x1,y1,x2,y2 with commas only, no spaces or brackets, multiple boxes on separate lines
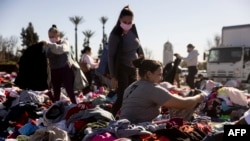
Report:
51,65,76,104
111,64,137,117
186,66,198,89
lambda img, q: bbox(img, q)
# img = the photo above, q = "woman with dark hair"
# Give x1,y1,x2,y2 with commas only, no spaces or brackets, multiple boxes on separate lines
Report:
80,46,99,90
42,24,76,104
108,5,144,116
119,58,206,123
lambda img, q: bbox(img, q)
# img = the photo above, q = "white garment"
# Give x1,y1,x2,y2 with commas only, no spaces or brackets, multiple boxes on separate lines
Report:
159,81,175,90
205,80,222,92
159,81,188,96
218,87,248,107
182,49,199,67
80,54,99,69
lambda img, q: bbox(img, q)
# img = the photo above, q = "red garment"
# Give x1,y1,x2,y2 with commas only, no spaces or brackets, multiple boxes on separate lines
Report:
153,117,185,129
64,102,93,120
0,77,4,83
169,89,179,95
12,111,29,129
74,120,89,132
7,131,20,139
139,133,171,141
179,125,194,133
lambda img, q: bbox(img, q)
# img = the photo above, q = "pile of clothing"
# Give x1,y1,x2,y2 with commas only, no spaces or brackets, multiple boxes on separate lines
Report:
0,84,213,141
2,73,250,141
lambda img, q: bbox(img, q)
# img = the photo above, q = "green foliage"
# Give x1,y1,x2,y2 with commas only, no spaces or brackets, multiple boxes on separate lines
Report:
0,35,20,63
20,22,39,47
82,30,95,48
69,16,84,28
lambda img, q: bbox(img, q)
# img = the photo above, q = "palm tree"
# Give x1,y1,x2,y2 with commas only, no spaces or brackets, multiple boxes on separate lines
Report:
82,30,95,47
69,16,84,61
99,16,108,44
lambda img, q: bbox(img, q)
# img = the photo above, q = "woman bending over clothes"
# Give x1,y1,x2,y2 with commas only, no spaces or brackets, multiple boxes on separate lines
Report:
119,58,205,123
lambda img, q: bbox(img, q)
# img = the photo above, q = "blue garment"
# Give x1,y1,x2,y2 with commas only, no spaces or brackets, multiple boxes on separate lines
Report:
18,122,39,136
96,44,109,75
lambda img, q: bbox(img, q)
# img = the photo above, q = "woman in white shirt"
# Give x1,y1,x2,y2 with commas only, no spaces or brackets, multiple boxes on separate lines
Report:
80,46,99,91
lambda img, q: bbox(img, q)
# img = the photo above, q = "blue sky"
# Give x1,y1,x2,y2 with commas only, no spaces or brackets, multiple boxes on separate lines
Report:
0,0,250,62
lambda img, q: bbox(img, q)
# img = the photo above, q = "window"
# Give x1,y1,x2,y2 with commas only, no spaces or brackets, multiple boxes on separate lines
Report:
208,47,242,63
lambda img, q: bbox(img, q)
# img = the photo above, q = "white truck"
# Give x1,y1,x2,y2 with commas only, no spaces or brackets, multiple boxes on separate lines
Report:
206,24,250,83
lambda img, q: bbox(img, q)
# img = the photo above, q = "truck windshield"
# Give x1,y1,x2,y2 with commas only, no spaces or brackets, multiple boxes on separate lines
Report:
208,47,242,63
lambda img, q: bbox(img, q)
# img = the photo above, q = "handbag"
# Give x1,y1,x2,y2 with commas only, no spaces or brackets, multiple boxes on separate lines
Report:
80,61,90,73
69,55,89,90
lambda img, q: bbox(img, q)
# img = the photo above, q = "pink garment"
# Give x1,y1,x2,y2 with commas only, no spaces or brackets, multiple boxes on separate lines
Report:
205,80,222,92
90,132,116,141
159,81,175,90
205,80,216,92
114,138,132,141
222,87,248,107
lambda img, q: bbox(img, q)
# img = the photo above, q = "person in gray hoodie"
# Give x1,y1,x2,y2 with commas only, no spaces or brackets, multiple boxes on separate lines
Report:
108,5,144,117
42,24,76,104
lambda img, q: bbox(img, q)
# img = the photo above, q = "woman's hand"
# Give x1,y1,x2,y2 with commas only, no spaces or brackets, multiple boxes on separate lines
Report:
111,77,118,90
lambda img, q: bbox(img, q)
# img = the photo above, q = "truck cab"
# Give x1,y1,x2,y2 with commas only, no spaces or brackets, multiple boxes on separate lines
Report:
206,24,250,83
207,46,250,83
